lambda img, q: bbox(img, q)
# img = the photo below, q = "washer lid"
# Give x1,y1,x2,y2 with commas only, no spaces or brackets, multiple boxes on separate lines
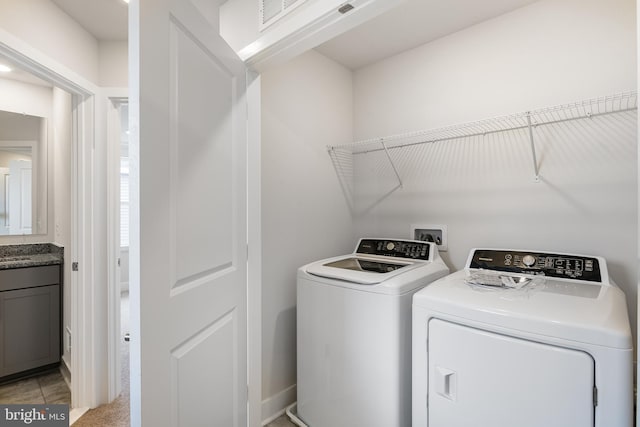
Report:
306,255,421,285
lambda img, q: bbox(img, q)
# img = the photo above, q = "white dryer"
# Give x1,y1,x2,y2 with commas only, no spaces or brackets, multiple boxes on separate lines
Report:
412,248,633,427
297,238,450,427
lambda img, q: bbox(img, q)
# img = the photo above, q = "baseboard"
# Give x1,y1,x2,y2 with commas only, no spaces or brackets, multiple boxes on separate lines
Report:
262,384,296,426
69,407,89,425
60,356,71,389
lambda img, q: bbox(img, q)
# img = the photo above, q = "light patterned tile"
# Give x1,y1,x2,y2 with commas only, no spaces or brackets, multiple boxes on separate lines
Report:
0,378,44,404
39,372,70,405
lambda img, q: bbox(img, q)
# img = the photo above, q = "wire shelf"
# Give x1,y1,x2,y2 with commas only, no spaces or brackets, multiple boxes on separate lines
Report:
329,91,637,155
328,91,637,200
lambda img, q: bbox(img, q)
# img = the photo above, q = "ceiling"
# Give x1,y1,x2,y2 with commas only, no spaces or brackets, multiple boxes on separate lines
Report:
47,0,539,68
51,0,128,41
316,0,540,69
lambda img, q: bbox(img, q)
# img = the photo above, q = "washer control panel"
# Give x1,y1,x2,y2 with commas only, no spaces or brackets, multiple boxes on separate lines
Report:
469,249,602,282
356,239,431,261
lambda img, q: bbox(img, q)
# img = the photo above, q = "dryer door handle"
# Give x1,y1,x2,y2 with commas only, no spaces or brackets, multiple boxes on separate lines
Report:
436,366,457,401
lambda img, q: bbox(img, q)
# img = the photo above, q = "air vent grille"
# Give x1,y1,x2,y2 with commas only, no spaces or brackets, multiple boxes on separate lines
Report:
259,0,308,30
261,0,282,24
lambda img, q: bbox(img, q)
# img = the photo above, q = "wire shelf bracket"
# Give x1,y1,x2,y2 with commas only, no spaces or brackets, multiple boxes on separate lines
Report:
380,139,404,188
526,112,541,183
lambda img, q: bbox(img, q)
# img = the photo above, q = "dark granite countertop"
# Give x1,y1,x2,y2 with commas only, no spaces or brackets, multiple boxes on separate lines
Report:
0,244,63,270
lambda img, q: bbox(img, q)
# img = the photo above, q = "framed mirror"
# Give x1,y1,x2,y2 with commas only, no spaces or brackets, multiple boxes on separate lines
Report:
0,109,47,235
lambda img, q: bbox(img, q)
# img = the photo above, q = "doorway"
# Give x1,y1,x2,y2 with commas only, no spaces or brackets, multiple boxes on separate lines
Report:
106,97,130,405
0,38,104,416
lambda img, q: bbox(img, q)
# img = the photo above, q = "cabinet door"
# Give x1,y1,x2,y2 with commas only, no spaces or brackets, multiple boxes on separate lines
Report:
0,285,60,377
428,319,594,427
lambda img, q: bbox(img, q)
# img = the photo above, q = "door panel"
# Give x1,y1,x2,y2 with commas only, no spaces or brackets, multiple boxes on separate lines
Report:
0,167,9,235
428,319,594,427
9,160,32,235
171,312,236,426
134,0,247,425
170,19,235,289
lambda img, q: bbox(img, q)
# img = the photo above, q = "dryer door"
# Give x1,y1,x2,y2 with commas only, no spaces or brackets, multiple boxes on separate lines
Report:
427,319,594,427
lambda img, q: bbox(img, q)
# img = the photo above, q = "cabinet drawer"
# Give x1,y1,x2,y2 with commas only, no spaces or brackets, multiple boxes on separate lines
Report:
0,265,60,292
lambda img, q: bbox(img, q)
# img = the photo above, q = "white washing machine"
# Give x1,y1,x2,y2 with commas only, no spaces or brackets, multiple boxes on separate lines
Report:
296,238,450,427
412,248,633,427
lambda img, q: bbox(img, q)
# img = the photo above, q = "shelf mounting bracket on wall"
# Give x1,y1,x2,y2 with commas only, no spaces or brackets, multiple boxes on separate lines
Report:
526,112,541,183
381,139,403,188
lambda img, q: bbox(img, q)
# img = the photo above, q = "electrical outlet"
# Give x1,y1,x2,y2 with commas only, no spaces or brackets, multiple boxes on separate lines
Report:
411,224,448,251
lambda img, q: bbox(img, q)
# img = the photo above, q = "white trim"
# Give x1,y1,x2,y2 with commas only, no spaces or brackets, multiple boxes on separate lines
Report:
71,92,97,409
69,408,89,425
261,384,296,425
128,1,141,424
247,71,262,427
240,0,404,70
105,91,128,404
60,357,71,389
0,27,102,410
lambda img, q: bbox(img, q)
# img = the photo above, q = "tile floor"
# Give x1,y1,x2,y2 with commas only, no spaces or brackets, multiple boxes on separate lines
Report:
0,369,70,405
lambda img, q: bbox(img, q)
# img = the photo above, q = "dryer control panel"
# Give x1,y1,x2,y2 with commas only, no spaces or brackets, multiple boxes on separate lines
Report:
356,239,431,261
469,249,602,282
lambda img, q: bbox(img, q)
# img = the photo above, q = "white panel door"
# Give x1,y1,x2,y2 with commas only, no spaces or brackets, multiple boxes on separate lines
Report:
9,160,32,235
133,0,248,425
427,319,594,427
0,167,9,235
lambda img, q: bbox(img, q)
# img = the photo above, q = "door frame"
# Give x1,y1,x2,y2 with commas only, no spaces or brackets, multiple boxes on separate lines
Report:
246,70,262,427
106,92,128,403
0,29,104,413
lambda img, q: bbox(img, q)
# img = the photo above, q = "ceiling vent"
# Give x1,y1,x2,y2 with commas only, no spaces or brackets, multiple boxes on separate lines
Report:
260,0,308,30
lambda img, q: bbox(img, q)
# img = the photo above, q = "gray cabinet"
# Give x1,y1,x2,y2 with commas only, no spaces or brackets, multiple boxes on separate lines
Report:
0,265,61,378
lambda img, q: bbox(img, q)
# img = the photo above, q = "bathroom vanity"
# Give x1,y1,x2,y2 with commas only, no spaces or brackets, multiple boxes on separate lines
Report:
0,244,63,381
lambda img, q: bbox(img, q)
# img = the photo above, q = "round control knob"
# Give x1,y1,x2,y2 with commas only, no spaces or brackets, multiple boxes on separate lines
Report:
522,255,536,267
386,242,395,251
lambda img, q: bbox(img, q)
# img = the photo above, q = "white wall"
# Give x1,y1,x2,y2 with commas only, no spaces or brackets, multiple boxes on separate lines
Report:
220,0,258,53
260,49,354,421
98,41,128,88
352,0,637,336
0,111,40,141
0,1,128,88
0,78,52,118
0,0,99,84
354,0,636,137
0,150,31,165
52,87,73,371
